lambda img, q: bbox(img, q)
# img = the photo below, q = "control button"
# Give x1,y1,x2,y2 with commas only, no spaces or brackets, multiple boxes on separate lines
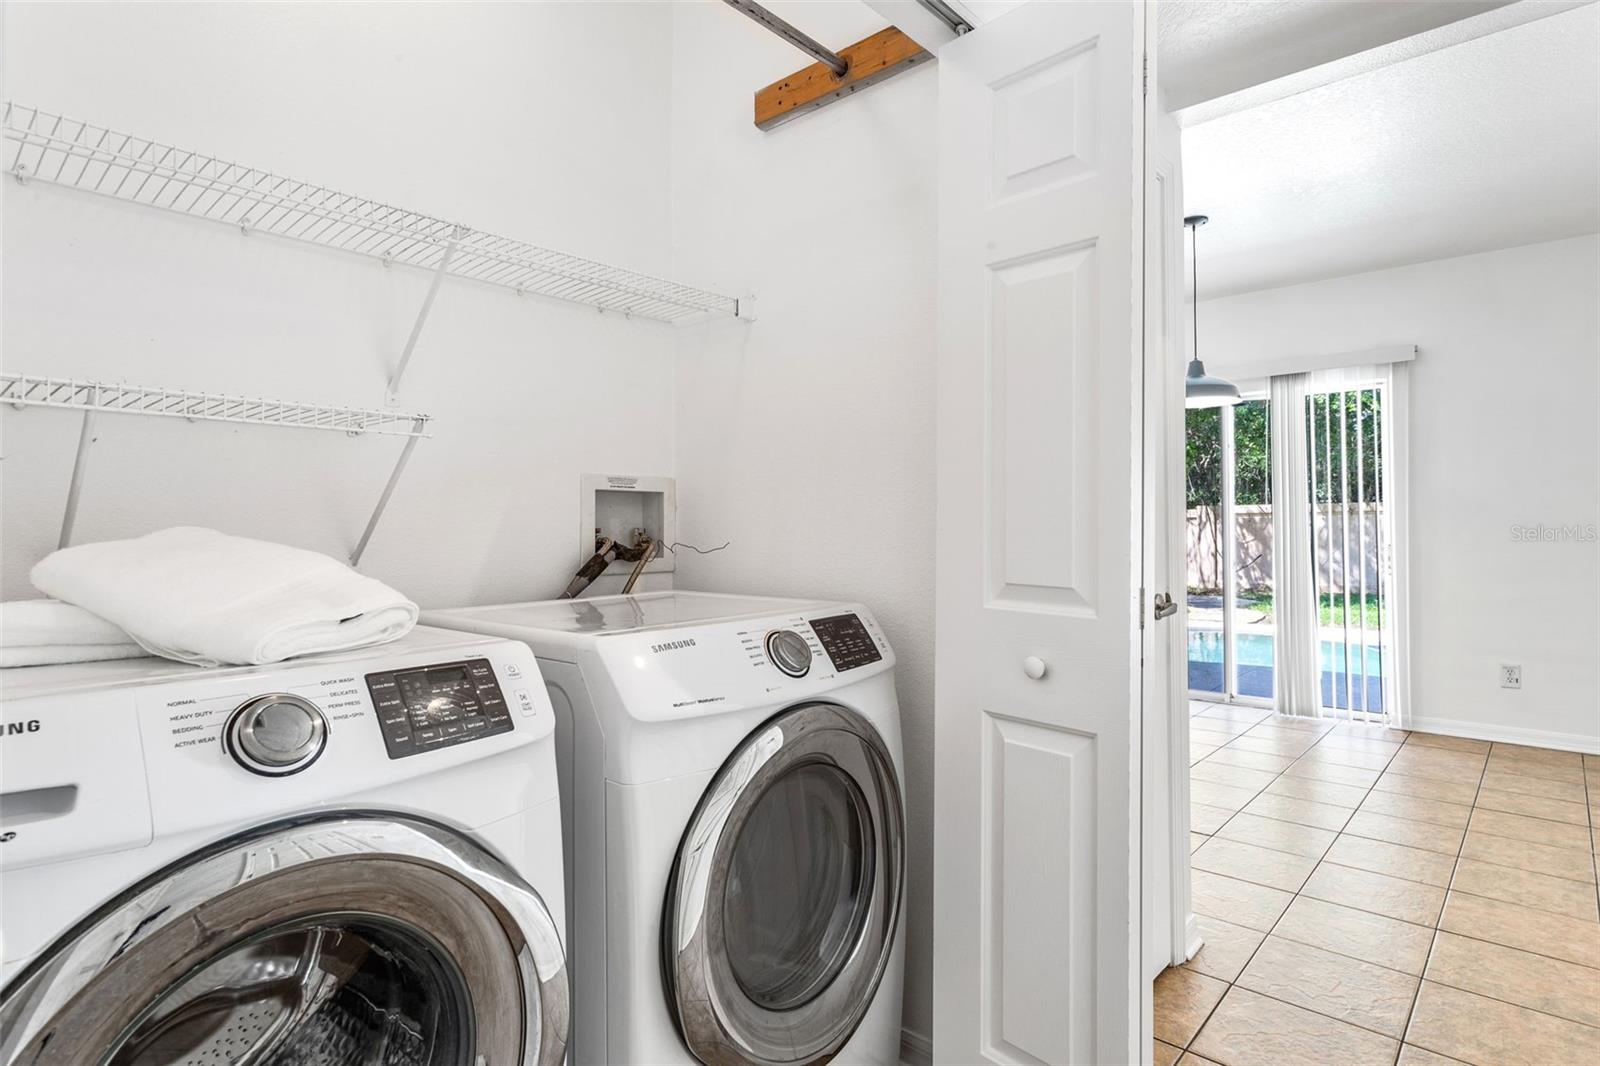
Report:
225,694,328,777
514,689,537,717
506,663,523,679
765,630,813,678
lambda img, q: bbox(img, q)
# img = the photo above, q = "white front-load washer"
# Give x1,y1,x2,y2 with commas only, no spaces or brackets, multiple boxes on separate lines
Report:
421,591,906,1066
0,627,569,1066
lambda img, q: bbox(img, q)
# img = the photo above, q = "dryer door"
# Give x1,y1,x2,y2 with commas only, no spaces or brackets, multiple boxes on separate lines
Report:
663,703,904,1066
0,814,567,1066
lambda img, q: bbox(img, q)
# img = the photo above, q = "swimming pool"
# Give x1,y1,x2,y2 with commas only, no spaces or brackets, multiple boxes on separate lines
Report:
1188,630,1389,707
1187,631,1388,675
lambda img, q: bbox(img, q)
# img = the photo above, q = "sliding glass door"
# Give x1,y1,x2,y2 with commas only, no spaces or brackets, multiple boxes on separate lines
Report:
1231,399,1273,700
1185,396,1274,704
1187,374,1399,721
1190,377,1401,717
1186,406,1226,697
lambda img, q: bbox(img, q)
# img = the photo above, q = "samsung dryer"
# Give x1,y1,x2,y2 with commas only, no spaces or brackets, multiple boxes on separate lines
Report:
0,627,568,1066
421,591,906,1066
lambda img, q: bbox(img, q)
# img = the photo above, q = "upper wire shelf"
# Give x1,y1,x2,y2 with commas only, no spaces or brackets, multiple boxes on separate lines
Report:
0,374,431,437
3,102,741,324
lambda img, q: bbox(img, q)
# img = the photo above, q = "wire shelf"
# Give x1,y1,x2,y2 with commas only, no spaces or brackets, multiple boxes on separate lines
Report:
3,102,740,323
0,374,431,437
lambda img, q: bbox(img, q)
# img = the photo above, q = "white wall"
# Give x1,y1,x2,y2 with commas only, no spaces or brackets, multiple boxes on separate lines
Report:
1202,235,1600,748
665,0,939,1047
1,1,681,604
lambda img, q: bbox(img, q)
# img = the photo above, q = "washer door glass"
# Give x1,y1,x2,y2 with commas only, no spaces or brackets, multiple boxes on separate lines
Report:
723,762,874,1012
0,816,569,1066
663,703,904,1066
107,919,467,1066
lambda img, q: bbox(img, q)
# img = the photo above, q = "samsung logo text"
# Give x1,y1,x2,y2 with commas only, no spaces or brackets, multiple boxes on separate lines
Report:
651,639,697,654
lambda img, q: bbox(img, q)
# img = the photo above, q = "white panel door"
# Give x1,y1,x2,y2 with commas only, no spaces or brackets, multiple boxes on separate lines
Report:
933,3,1147,1064
1142,100,1190,985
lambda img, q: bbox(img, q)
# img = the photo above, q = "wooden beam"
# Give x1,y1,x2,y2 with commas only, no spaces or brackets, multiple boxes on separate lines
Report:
754,25,930,131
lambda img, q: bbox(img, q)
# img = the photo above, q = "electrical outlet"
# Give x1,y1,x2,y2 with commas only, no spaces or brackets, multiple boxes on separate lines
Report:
1500,664,1522,689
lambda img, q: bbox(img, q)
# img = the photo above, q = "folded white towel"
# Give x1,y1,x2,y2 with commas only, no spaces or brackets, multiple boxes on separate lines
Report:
31,527,419,667
0,599,147,668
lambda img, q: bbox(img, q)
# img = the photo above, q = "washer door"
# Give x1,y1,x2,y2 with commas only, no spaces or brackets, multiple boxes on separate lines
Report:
663,703,904,1066
0,814,568,1066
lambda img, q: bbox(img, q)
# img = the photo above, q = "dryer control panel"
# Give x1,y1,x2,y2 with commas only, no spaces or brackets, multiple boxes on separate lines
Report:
589,603,895,723
364,658,515,759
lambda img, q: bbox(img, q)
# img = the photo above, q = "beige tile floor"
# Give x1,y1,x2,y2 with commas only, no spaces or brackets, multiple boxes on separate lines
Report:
1155,700,1600,1066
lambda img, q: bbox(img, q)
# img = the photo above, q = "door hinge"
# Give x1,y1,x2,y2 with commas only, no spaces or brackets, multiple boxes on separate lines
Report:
1138,586,1146,629
1142,55,1148,98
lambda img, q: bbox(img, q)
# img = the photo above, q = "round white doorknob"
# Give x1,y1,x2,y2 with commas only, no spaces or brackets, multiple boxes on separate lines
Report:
1022,656,1047,680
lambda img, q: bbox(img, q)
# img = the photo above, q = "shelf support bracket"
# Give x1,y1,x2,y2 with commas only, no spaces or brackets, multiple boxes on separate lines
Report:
388,227,464,404
58,406,97,549
349,418,428,568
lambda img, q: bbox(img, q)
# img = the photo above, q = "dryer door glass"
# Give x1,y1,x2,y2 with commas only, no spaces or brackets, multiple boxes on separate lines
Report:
0,817,569,1066
724,762,874,1011
663,702,905,1066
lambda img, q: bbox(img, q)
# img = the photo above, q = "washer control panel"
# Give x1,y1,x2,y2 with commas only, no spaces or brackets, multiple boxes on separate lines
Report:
364,658,514,759
809,613,884,672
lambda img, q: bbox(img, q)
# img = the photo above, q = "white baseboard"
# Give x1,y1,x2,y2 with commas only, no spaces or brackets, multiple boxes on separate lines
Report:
900,1026,933,1066
1183,912,1203,962
1406,715,1600,755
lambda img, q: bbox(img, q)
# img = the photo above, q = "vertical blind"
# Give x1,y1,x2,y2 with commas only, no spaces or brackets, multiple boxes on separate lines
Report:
1305,372,1394,720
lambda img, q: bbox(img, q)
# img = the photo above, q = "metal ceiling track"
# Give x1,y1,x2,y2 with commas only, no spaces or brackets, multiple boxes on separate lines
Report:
723,0,849,75
913,0,973,36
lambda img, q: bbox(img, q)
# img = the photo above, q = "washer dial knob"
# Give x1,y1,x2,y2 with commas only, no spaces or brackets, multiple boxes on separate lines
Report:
765,630,813,678
225,693,328,776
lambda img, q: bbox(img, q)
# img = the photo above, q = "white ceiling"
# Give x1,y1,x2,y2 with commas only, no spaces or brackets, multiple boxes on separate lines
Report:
1157,0,1516,111
1182,2,1600,298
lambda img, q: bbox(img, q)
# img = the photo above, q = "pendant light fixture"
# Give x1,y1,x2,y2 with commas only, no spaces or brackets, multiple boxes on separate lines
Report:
1184,214,1241,408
